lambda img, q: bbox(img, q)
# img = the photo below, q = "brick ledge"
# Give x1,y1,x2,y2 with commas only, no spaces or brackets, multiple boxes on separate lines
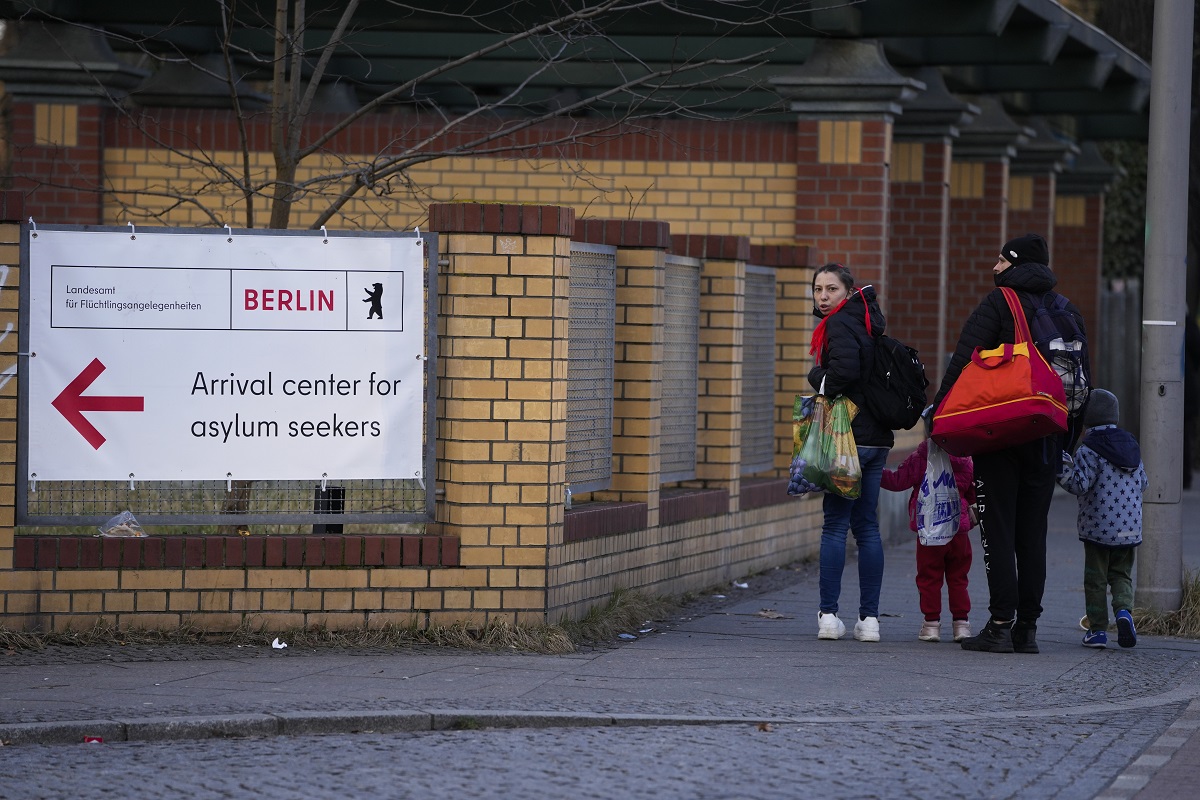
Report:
12,534,460,569
659,488,729,525
564,502,647,543
738,477,793,510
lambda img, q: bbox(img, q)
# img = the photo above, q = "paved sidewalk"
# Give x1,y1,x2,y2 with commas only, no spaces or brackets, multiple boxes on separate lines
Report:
2,489,1199,799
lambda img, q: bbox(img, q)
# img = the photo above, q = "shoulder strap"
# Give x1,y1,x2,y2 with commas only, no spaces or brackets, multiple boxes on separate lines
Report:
859,288,877,337
1000,287,1033,345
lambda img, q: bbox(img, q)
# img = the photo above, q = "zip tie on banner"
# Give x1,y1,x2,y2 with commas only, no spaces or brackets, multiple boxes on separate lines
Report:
224,224,233,242
30,473,36,492
320,225,328,243
128,221,136,239
226,473,233,492
28,217,36,237
413,225,423,246
416,472,425,491
129,473,136,491
321,473,328,492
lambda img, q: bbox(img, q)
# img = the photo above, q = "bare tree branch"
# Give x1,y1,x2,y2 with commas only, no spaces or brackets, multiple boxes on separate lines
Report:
3,1,836,230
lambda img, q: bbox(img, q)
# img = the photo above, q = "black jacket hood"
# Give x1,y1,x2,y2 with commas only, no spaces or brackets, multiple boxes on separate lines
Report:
1082,425,1142,470
815,284,886,333
994,261,1057,294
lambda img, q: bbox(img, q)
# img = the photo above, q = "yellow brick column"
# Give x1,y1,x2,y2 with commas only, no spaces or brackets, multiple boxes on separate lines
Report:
574,220,670,526
0,196,21,621
671,234,749,512
749,244,822,470
428,203,573,626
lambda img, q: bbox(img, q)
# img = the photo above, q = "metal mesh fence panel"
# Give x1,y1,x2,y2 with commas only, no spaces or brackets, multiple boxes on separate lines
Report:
566,243,617,493
741,265,777,474
22,477,428,528
661,254,700,483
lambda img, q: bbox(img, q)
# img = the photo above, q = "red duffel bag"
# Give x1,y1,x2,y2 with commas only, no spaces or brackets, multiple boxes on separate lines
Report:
931,287,1067,457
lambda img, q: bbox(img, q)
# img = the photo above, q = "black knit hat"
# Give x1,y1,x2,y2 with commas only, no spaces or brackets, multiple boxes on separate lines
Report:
1084,388,1119,427
1000,233,1049,268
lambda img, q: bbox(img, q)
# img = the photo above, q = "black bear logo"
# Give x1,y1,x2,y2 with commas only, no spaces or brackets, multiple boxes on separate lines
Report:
363,282,384,319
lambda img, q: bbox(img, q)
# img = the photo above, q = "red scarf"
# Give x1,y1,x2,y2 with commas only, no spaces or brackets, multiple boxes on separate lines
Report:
809,293,853,366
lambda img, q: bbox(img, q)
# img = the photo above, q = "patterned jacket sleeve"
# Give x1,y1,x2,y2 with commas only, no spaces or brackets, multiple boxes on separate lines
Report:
1057,445,1099,496
881,441,926,492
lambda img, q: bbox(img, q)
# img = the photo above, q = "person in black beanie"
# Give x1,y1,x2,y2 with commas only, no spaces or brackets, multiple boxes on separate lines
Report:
931,232,1089,654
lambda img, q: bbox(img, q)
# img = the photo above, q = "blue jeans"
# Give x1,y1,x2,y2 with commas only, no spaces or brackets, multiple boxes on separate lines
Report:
819,446,888,620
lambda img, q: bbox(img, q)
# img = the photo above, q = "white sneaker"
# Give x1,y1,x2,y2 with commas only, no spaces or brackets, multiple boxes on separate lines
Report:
918,620,940,642
817,612,846,640
952,620,972,642
854,616,880,642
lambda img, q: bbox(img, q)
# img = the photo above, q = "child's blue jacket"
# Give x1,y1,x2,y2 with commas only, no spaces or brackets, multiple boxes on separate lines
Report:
1057,424,1148,547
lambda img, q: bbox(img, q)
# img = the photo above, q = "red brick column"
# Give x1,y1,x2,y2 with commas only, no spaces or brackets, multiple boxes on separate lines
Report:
946,159,1010,349
793,118,892,293
1053,194,1105,362
889,138,952,383
1007,173,1057,259
944,97,1028,359
8,101,106,225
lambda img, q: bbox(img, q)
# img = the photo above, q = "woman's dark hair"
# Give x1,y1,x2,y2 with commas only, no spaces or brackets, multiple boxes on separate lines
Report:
812,262,854,292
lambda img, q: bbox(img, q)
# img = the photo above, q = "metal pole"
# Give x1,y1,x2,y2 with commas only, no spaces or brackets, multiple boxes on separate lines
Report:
1136,0,1194,612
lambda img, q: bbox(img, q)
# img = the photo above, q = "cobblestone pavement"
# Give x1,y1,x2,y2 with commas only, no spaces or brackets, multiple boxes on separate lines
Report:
1,490,1199,799
0,709,1183,800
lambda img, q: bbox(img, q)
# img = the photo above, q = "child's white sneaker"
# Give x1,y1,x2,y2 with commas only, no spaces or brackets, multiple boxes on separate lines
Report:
952,620,972,642
817,612,845,640
918,620,940,642
854,616,880,642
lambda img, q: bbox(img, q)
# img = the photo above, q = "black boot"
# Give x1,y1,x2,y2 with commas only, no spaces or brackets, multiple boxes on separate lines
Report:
1011,620,1039,653
961,619,1014,653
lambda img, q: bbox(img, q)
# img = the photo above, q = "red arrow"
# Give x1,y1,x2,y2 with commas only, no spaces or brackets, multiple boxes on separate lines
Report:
51,358,144,450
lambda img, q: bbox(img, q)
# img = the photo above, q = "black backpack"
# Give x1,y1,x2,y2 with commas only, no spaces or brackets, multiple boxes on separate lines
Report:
863,334,930,430
1028,292,1090,416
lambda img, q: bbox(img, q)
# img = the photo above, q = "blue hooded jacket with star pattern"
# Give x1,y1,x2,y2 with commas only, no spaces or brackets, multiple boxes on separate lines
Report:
1057,424,1148,547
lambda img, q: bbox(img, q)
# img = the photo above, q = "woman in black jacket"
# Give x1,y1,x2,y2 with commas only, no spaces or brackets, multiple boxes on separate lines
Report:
932,233,1087,655
808,263,894,643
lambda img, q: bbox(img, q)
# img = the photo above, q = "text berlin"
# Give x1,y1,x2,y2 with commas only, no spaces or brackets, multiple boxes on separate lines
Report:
244,288,335,312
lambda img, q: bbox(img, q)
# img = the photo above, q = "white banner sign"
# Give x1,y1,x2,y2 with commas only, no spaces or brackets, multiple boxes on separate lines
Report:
26,228,427,482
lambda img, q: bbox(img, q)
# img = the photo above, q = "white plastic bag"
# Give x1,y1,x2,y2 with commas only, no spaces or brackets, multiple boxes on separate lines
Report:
98,510,146,538
916,441,960,546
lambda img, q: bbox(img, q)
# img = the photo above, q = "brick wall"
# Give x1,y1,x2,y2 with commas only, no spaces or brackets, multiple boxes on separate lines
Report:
793,119,893,294
673,234,748,509
10,102,799,241
0,201,20,592
945,159,1009,361
889,139,951,385
9,103,104,224
1007,173,1056,265
1053,193,1105,365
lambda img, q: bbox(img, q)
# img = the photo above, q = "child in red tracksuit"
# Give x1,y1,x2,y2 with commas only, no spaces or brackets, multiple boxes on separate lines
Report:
881,438,977,643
